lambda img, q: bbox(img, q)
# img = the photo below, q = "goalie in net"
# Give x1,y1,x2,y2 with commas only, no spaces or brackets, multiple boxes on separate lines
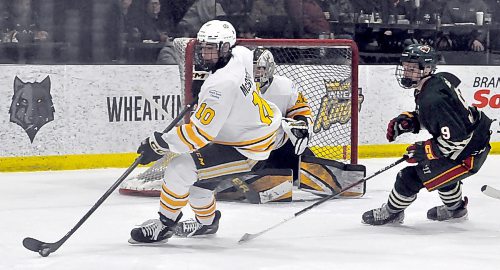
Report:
120,42,365,203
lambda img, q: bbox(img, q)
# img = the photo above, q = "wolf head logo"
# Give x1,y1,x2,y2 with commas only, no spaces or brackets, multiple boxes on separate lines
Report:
9,76,54,143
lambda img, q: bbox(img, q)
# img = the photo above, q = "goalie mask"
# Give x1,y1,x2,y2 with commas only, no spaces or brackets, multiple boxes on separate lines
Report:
395,44,437,89
196,20,236,72
253,48,276,93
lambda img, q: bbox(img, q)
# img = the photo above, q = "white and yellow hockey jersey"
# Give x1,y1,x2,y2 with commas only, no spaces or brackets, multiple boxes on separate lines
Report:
260,75,312,148
162,46,282,160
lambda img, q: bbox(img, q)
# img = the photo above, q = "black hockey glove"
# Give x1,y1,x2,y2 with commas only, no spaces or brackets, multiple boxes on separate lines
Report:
282,118,310,155
137,131,169,165
405,139,442,163
386,112,420,142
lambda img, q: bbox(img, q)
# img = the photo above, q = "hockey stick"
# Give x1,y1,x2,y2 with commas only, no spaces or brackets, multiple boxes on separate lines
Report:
481,185,500,200
211,173,262,204
229,176,262,204
238,157,407,243
23,99,197,257
135,87,172,119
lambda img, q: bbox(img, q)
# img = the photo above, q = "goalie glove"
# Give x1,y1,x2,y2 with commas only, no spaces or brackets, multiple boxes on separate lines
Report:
281,118,310,155
386,112,420,142
137,131,169,165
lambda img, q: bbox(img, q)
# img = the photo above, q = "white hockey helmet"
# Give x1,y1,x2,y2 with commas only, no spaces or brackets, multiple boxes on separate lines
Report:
197,20,236,47
196,20,236,71
253,47,276,92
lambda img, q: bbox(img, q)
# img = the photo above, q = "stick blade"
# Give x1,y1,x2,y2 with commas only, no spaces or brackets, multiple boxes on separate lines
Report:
481,185,500,200
238,233,257,244
23,237,45,252
23,237,54,257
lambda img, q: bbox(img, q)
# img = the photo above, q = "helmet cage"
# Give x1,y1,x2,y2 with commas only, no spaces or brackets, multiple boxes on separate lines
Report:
396,45,437,89
195,41,232,71
253,48,276,91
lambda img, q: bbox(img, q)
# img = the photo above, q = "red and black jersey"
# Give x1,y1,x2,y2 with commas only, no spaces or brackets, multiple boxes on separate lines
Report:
415,72,492,161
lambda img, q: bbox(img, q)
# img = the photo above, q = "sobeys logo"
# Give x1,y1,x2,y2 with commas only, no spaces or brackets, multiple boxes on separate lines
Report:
313,79,364,133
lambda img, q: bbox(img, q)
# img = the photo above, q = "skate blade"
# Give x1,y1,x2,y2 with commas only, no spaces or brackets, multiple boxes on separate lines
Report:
361,217,404,226
433,213,469,223
174,233,217,239
128,238,169,246
361,221,404,226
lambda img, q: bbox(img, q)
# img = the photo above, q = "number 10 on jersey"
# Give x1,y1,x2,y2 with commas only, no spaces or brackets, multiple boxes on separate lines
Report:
195,91,274,126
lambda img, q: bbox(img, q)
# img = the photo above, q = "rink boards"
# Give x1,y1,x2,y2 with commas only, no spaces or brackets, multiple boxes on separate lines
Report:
0,64,498,171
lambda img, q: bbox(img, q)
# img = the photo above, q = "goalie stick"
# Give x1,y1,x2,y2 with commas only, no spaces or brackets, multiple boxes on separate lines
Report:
238,157,406,244
22,98,197,257
481,185,500,200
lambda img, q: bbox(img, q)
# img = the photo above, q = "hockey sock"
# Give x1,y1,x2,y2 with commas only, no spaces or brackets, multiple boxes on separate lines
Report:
189,186,217,225
387,188,417,213
437,182,463,210
158,183,189,221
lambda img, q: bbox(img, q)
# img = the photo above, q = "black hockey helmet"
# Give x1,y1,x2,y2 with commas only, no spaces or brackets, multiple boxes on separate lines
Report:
396,44,438,88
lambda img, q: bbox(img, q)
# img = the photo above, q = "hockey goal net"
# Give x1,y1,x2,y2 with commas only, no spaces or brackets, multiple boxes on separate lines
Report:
119,38,359,196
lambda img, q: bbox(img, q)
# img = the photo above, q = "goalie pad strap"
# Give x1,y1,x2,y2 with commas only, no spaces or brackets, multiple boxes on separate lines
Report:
299,156,366,198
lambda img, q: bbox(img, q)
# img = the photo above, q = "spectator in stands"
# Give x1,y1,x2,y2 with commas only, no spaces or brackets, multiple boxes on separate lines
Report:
0,1,8,35
319,0,353,23
414,0,446,23
237,17,257,39
3,0,48,42
159,0,196,26
350,0,382,16
318,0,355,39
156,39,178,64
487,0,500,51
249,0,292,38
440,0,489,52
385,0,419,22
137,0,174,42
378,0,417,53
119,0,141,43
177,0,226,37
286,0,331,38
492,0,500,23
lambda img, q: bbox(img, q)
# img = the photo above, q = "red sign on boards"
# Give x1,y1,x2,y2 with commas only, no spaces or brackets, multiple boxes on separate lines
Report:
472,89,500,109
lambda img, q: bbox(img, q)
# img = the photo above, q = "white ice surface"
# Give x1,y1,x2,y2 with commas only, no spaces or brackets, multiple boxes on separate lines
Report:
1,156,499,270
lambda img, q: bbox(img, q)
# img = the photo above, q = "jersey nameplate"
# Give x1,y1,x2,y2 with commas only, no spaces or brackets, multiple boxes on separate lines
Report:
239,70,252,96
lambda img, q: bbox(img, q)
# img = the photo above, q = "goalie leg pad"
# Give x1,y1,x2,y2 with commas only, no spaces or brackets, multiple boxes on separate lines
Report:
215,169,293,203
299,156,366,198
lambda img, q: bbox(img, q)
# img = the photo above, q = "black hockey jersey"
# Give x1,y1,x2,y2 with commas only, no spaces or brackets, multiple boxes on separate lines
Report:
414,72,492,161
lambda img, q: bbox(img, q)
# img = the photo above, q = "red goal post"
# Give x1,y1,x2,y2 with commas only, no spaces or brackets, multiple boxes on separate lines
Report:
178,38,359,164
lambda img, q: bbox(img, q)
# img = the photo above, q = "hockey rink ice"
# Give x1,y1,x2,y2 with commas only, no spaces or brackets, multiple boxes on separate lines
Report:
1,156,499,270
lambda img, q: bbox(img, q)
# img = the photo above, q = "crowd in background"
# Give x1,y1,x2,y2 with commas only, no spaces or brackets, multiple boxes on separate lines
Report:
0,0,499,64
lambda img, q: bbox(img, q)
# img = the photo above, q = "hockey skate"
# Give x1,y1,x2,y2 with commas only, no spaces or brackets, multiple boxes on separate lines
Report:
129,212,182,244
427,197,468,222
362,204,404,225
174,210,221,237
